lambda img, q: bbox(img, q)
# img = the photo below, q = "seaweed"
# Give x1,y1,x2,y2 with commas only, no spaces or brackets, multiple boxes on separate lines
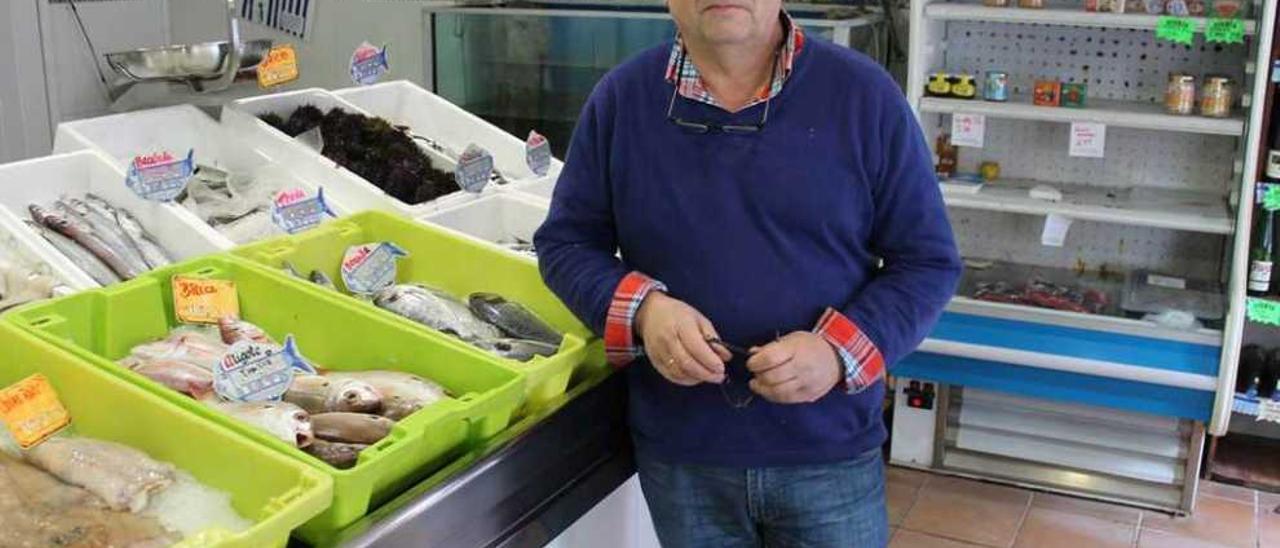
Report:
261,105,457,204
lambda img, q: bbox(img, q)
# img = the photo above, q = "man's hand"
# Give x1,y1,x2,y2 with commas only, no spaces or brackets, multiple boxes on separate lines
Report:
636,292,732,386
746,332,842,403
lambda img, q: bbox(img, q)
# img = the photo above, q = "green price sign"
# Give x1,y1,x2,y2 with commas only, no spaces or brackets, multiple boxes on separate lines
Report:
1205,18,1245,44
1156,16,1196,46
1265,185,1280,211
1247,298,1280,327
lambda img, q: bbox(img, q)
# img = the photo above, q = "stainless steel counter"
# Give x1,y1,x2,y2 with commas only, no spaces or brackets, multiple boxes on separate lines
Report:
331,370,632,548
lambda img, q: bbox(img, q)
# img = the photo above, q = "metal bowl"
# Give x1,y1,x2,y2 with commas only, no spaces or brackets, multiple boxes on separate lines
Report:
105,39,272,83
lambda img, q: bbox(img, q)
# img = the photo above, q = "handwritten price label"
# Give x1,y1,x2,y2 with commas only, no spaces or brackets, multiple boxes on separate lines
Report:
258,44,299,88
172,276,239,324
126,149,194,202
1156,17,1196,45
1247,297,1280,326
214,341,293,401
0,374,70,449
1263,185,1280,212
1205,18,1245,44
950,113,985,148
340,242,408,294
1069,122,1106,158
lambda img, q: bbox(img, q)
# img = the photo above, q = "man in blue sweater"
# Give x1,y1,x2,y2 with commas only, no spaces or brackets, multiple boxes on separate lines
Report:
534,0,961,545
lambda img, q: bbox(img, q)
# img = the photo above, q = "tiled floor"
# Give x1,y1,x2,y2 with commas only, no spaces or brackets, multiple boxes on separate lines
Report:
887,466,1280,548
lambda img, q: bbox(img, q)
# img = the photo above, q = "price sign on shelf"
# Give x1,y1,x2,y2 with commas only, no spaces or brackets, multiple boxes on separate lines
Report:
1205,18,1245,45
1264,185,1280,211
1259,400,1280,424
1069,122,1106,158
1247,297,1280,327
1040,214,1072,247
950,113,985,148
257,44,299,88
172,276,239,324
0,374,70,449
1155,16,1196,46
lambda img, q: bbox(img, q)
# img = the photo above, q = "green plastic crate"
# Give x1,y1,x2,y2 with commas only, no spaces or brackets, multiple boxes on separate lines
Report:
2,255,525,545
233,211,593,412
0,321,333,548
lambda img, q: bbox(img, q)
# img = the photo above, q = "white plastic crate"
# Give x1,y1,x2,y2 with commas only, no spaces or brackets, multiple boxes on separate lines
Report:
506,161,562,204
54,105,353,248
0,206,89,292
0,150,224,286
223,88,489,217
417,192,550,262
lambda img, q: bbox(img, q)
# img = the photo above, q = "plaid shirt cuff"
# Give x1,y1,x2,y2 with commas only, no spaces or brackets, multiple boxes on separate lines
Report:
604,272,667,368
813,307,885,394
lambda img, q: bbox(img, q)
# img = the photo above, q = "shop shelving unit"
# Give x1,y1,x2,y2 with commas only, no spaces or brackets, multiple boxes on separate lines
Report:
894,0,1276,512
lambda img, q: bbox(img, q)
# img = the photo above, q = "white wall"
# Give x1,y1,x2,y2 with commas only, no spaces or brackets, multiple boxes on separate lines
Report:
0,1,53,162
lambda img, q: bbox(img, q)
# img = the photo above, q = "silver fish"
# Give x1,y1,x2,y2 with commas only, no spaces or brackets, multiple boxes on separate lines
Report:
61,197,150,274
25,436,175,513
23,220,121,285
472,338,560,362
204,400,314,448
324,370,449,421
468,292,563,346
309,270,337,291
89,194,172,269
285,374,383,415
30,203,143,279
373,284,502,341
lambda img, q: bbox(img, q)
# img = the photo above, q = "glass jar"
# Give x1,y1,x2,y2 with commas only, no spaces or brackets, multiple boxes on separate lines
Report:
983,0,1010,7
1165,73,1196,115
1018,0,1044,8
1200,76,1234,118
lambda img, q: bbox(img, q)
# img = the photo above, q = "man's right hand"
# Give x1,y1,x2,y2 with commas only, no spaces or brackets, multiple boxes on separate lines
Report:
635,292,731,386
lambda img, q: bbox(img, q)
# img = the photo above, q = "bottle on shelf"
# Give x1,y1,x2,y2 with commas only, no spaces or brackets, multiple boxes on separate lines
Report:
1237,345,1264,394
1266,97,1280,181
1248,200,1274,296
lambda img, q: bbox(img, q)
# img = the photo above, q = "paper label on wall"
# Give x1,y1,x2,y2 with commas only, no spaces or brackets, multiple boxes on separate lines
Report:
525,131,552,177
270,187,335,234
1258,399,1280,424
340,242,408,295
126,149,194,202
1146,274,1187,290
1041,214,1072,247
454,144,494,193
950,114,985,148
350,42,389,85
214,341,294,401
0,374,70,449
1246,297,1280,326
1069,122,1106,158
257,44,299,88
172,276,239,324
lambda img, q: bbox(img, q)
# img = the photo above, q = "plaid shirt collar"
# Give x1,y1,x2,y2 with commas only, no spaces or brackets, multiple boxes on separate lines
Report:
664,11,805,109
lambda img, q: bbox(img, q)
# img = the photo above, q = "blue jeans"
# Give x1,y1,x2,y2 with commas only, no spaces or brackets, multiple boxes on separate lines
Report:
636,449,889,547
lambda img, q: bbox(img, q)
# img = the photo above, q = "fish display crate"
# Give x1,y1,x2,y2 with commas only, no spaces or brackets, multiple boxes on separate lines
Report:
417,191,551,263
0,321,333,548
221,88,497,218
333,80,565,190
0,205,91,294
231,210,594,411
0,255,526,544
52,105,354,249
0,150,225,288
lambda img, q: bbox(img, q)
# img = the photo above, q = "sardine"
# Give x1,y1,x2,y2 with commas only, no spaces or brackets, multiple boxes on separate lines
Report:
472,338,560,362
204,400,314,447
120,356,214,399
468,292,563,346
217,316,276,345
373,284,502,341
60,197,150,275
30,203,143,279
324,370,449,421
24,220,121,285
309,269,337,291
284,374,383,415
311,412,395,444
25,436,175,513
91,194,172,269
304,439,366,470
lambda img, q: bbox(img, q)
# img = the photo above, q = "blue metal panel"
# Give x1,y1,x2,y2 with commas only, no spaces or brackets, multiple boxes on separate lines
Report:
895,352,1214,421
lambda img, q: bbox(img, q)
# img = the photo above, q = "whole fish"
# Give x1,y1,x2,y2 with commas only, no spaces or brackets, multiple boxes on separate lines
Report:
120,356,215,399
309,269,337,291
218,316,276,345
24,220,121,285
285,374,383,415
204,400,314,448
90,194,172,269
311,412,395,444
473,338,560,362
304,439,366,470
373,284,502,341
128,331,227,371
25,436,175,513
468,293,563,346
60,197,150,274
30,203,143,279
325,370,449,421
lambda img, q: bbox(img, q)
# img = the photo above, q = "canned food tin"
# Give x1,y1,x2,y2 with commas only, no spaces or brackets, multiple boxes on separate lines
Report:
1165,73,1196,115
926,72,952,97
1200,76,1234,117
1033,80,1061,107
1061,82,1088,108
952,74,978,99
984,71,1010,102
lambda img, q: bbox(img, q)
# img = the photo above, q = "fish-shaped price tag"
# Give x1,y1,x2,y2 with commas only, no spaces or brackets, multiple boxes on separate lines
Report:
525,130,552,177
350,42,389,86
214,341,294,401
455,144,494,194
341,242,408,295
280,335,318,375
270,187,336,234
172,276,239,324
258,44,300,89
126,149,195,202
0,374,71,449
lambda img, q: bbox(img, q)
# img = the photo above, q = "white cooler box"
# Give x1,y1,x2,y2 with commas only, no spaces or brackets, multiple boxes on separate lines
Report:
417,192,550,262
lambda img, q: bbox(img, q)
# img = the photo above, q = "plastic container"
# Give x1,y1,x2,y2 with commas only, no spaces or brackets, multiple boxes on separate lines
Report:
0,150,225,287
333,80,565,189
0,204,90,295
507,165,560,203
53,105,353,248
222,88,490,217
2,255,525,544
417,192,550,263
232,210,592,411
1121,270,1225,324
0,321,333,548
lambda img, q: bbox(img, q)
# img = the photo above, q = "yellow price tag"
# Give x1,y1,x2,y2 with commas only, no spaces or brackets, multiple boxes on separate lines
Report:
257,44,299,89
173,276,239,324
0,374,71,449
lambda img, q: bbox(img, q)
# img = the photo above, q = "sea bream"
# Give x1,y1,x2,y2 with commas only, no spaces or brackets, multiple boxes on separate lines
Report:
373,283,502,341
467,292,563,346
472,338,560,362
324,370,450,421
311,412,395,445
203,400,314,448
284,374,383,415
120,356,215,399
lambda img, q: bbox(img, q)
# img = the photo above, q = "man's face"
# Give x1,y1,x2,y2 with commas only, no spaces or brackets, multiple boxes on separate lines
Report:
667,0,783,46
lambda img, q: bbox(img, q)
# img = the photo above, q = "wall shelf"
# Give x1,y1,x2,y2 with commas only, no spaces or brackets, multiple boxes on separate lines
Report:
920,96,1247,136
924,4,1258,35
